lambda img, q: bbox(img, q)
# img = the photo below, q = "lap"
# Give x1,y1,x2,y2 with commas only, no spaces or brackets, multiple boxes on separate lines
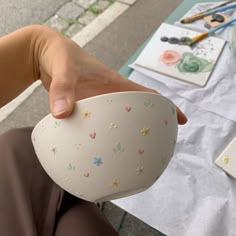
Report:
0,128,118,236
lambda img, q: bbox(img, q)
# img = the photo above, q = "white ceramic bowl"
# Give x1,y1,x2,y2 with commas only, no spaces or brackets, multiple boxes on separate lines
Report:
32,92,178,202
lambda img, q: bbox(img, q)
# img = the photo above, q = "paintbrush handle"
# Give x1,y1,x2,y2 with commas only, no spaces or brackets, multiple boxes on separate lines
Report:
181,13,205,24
190,17,236,46
181,1,236,24
205,3,236,16
201,0,236,14
192,32,209,43
209,18,236,34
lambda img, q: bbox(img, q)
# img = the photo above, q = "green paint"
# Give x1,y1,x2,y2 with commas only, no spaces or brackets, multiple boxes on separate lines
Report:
54,120,61,128
67,163,75,171
177,52,213,74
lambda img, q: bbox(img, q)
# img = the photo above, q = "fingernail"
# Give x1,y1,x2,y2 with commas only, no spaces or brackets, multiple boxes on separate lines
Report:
53,99,67,115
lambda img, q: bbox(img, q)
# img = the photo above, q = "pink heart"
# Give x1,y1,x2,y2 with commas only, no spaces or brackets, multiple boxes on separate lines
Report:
164,120,168,126
89,132,96,139
138,149,144,155
125,106,131,112
84,172,89,177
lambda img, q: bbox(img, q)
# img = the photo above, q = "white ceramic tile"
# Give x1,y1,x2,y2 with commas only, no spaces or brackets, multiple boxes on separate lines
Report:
135,23,226,87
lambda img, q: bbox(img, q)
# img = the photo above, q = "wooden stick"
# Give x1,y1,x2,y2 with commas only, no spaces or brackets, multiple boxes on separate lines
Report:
181,0,236,24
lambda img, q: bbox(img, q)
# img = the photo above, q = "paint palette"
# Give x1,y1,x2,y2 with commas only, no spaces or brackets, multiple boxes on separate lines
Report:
31,92,178,202
135,23,226,87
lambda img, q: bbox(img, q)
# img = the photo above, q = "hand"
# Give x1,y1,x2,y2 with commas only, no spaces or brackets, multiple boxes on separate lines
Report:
36,26,187,124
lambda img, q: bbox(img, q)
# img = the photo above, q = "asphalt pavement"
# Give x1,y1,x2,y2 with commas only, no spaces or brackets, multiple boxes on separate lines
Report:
0,0,70,35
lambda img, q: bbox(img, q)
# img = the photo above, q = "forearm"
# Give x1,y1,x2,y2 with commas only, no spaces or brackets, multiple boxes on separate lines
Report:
0,25,65,108
0,26,36,107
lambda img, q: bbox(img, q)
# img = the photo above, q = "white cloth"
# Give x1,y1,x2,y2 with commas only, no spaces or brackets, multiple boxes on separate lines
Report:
112,3,236,236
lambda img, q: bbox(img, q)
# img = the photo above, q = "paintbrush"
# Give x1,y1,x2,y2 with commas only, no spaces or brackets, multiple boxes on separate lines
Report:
181,0,236,24
189,17,236,46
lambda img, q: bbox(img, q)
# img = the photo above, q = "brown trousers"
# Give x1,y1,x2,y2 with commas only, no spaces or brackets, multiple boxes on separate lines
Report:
0,128,118,236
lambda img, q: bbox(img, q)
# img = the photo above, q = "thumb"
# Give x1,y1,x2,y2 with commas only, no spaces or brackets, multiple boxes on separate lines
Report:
49,78,76,119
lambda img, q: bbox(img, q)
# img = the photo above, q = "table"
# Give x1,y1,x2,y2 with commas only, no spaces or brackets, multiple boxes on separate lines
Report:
116,0,234,235
119,0,220,78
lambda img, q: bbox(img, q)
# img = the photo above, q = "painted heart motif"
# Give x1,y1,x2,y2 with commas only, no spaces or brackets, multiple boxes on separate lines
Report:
138,149,144,155
125,106,131,112
84,172,90,177
164,120,168,126
89,132,96,139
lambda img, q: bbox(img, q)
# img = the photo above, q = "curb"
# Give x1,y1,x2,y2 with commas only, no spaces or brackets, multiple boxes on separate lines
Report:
0,0,136,123
72,2,129,47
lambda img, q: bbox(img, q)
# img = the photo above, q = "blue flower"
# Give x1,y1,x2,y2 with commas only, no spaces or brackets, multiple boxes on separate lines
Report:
93,157,103,166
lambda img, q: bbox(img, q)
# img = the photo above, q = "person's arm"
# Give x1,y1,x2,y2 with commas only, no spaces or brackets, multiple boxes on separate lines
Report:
0,25,38,107
0,25,187,124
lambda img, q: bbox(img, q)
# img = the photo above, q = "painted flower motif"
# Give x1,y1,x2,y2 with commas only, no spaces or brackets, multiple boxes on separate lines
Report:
113,142,125,154
67,163,75,171
81,110,91,118
110,122,118,129
111,178,120,187
140,127,150,136
93,157,103,166
144,98,154,108
160,50,181,66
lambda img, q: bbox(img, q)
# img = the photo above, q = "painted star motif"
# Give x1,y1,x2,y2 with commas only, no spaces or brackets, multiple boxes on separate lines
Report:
81,110,91,118
111,179,120,187
140,127,150,136
110,122,118,129
223,156,230,164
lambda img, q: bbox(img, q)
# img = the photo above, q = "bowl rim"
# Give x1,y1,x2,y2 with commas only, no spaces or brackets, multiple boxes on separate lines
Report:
32,91,175,134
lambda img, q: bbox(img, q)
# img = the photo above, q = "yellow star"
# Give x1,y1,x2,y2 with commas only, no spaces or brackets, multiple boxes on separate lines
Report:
140,127,150,136
111,179,120,187
223,156,230,164
81,111,91,118
110,122,118,129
